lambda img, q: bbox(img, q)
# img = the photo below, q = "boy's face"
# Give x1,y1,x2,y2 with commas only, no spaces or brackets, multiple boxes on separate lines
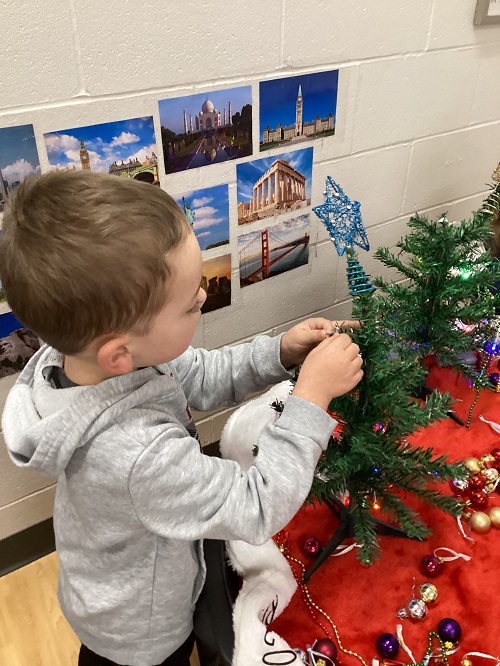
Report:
130,231,206,366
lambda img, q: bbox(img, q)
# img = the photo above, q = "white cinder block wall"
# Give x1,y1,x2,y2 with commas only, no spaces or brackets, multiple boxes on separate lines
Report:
1,0,499,539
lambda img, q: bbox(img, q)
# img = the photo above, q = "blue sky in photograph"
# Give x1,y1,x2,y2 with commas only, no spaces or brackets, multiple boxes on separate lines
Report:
236,147,313,203
174,184,230,251
159,86,252,135
44,117,157,172
259,70,338,141
0,124,40,186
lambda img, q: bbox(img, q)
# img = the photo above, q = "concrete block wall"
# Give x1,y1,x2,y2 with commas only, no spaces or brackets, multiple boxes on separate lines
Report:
1,0,499,538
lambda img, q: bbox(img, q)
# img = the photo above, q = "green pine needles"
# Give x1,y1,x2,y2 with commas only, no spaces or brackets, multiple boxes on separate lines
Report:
304,186,500,567
374,212,500,384
476,172,500,235
309,274,467,565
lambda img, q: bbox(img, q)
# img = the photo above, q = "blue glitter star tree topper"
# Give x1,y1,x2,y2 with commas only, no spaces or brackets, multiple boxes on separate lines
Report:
313,176,370,256
313,177,374,296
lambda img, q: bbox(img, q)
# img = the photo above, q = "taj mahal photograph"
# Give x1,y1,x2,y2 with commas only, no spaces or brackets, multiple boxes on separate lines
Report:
159,86,252,174
259,70,338,152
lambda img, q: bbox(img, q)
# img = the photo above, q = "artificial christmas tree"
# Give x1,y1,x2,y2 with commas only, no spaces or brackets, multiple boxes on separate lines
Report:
295,177,468,573
479,162,500,303
373,211,500,389
477,162,500,253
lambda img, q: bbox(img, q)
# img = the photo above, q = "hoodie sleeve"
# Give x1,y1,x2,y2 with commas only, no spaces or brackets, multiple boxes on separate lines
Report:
128,395,334,544
167,335,291,412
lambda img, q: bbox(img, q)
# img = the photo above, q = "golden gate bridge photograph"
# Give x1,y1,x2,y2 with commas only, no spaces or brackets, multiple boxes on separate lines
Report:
237,213,310,287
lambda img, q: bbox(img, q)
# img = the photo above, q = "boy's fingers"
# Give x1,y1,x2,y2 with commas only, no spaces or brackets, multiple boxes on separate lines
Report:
323,332,352,348
308,317,333,331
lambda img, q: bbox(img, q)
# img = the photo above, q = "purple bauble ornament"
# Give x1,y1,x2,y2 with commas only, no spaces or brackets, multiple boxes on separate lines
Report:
489,373,499,387
437,618,462,644
420,554,443,577
303,536,323,557
376,633,400,659
313,638,338,661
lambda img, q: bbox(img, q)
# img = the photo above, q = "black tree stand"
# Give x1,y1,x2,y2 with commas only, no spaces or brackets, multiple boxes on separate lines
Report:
304,497,414,583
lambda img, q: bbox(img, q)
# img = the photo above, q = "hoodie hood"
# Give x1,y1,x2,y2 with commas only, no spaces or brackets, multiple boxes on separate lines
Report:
2,346,174,478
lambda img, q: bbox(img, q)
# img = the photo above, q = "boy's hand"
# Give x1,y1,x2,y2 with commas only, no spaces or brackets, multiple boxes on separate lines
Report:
293,332,363,411
280,317,360,369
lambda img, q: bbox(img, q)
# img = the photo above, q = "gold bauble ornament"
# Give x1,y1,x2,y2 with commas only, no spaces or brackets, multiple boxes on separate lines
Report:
462,660,473,666
464,457,481,473
469,511,491,534
489,506,500,528
420,582,438,603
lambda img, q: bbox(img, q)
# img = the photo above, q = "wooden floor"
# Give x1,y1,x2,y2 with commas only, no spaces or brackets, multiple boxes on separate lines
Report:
0,552,200,666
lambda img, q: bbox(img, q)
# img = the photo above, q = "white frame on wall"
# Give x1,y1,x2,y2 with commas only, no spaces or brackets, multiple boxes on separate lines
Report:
474,0,500,25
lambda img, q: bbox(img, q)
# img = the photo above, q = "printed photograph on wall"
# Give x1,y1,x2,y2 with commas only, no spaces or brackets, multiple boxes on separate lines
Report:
259,70,338,152
159,86,252,174
238,213,310,288
201,254,232,313
236,147,313,225
490,0,500,14
44,117,160,185
174,184,230,251
0,283,40,379
0,124,41,213
0,124,42,374
474,0,500,24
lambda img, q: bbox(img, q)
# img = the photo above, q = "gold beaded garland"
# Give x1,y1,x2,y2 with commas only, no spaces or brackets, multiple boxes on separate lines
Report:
469,510,491,533
275,530,369,666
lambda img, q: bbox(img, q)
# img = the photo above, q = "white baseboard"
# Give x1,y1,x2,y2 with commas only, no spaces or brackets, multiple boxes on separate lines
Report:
0,484,56,541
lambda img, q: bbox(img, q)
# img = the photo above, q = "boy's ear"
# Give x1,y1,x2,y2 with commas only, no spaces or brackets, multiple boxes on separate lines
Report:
96,336,134,376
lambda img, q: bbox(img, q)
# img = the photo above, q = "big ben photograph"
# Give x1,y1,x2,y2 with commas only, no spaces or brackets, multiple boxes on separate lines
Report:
44,116,160,185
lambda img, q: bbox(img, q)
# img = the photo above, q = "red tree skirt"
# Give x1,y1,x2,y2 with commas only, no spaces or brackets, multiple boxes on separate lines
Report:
270,366,500,663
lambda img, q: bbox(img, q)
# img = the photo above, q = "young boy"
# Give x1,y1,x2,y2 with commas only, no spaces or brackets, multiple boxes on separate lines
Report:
0,171,362,666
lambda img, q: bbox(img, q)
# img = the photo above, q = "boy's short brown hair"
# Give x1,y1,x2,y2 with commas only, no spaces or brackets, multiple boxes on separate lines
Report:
0,170,190,355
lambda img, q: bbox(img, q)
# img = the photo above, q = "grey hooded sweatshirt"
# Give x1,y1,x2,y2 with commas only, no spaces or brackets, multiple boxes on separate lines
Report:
2,335,335,665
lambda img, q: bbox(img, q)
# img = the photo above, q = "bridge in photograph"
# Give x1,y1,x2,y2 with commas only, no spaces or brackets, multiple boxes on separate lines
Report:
239,228,309,280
